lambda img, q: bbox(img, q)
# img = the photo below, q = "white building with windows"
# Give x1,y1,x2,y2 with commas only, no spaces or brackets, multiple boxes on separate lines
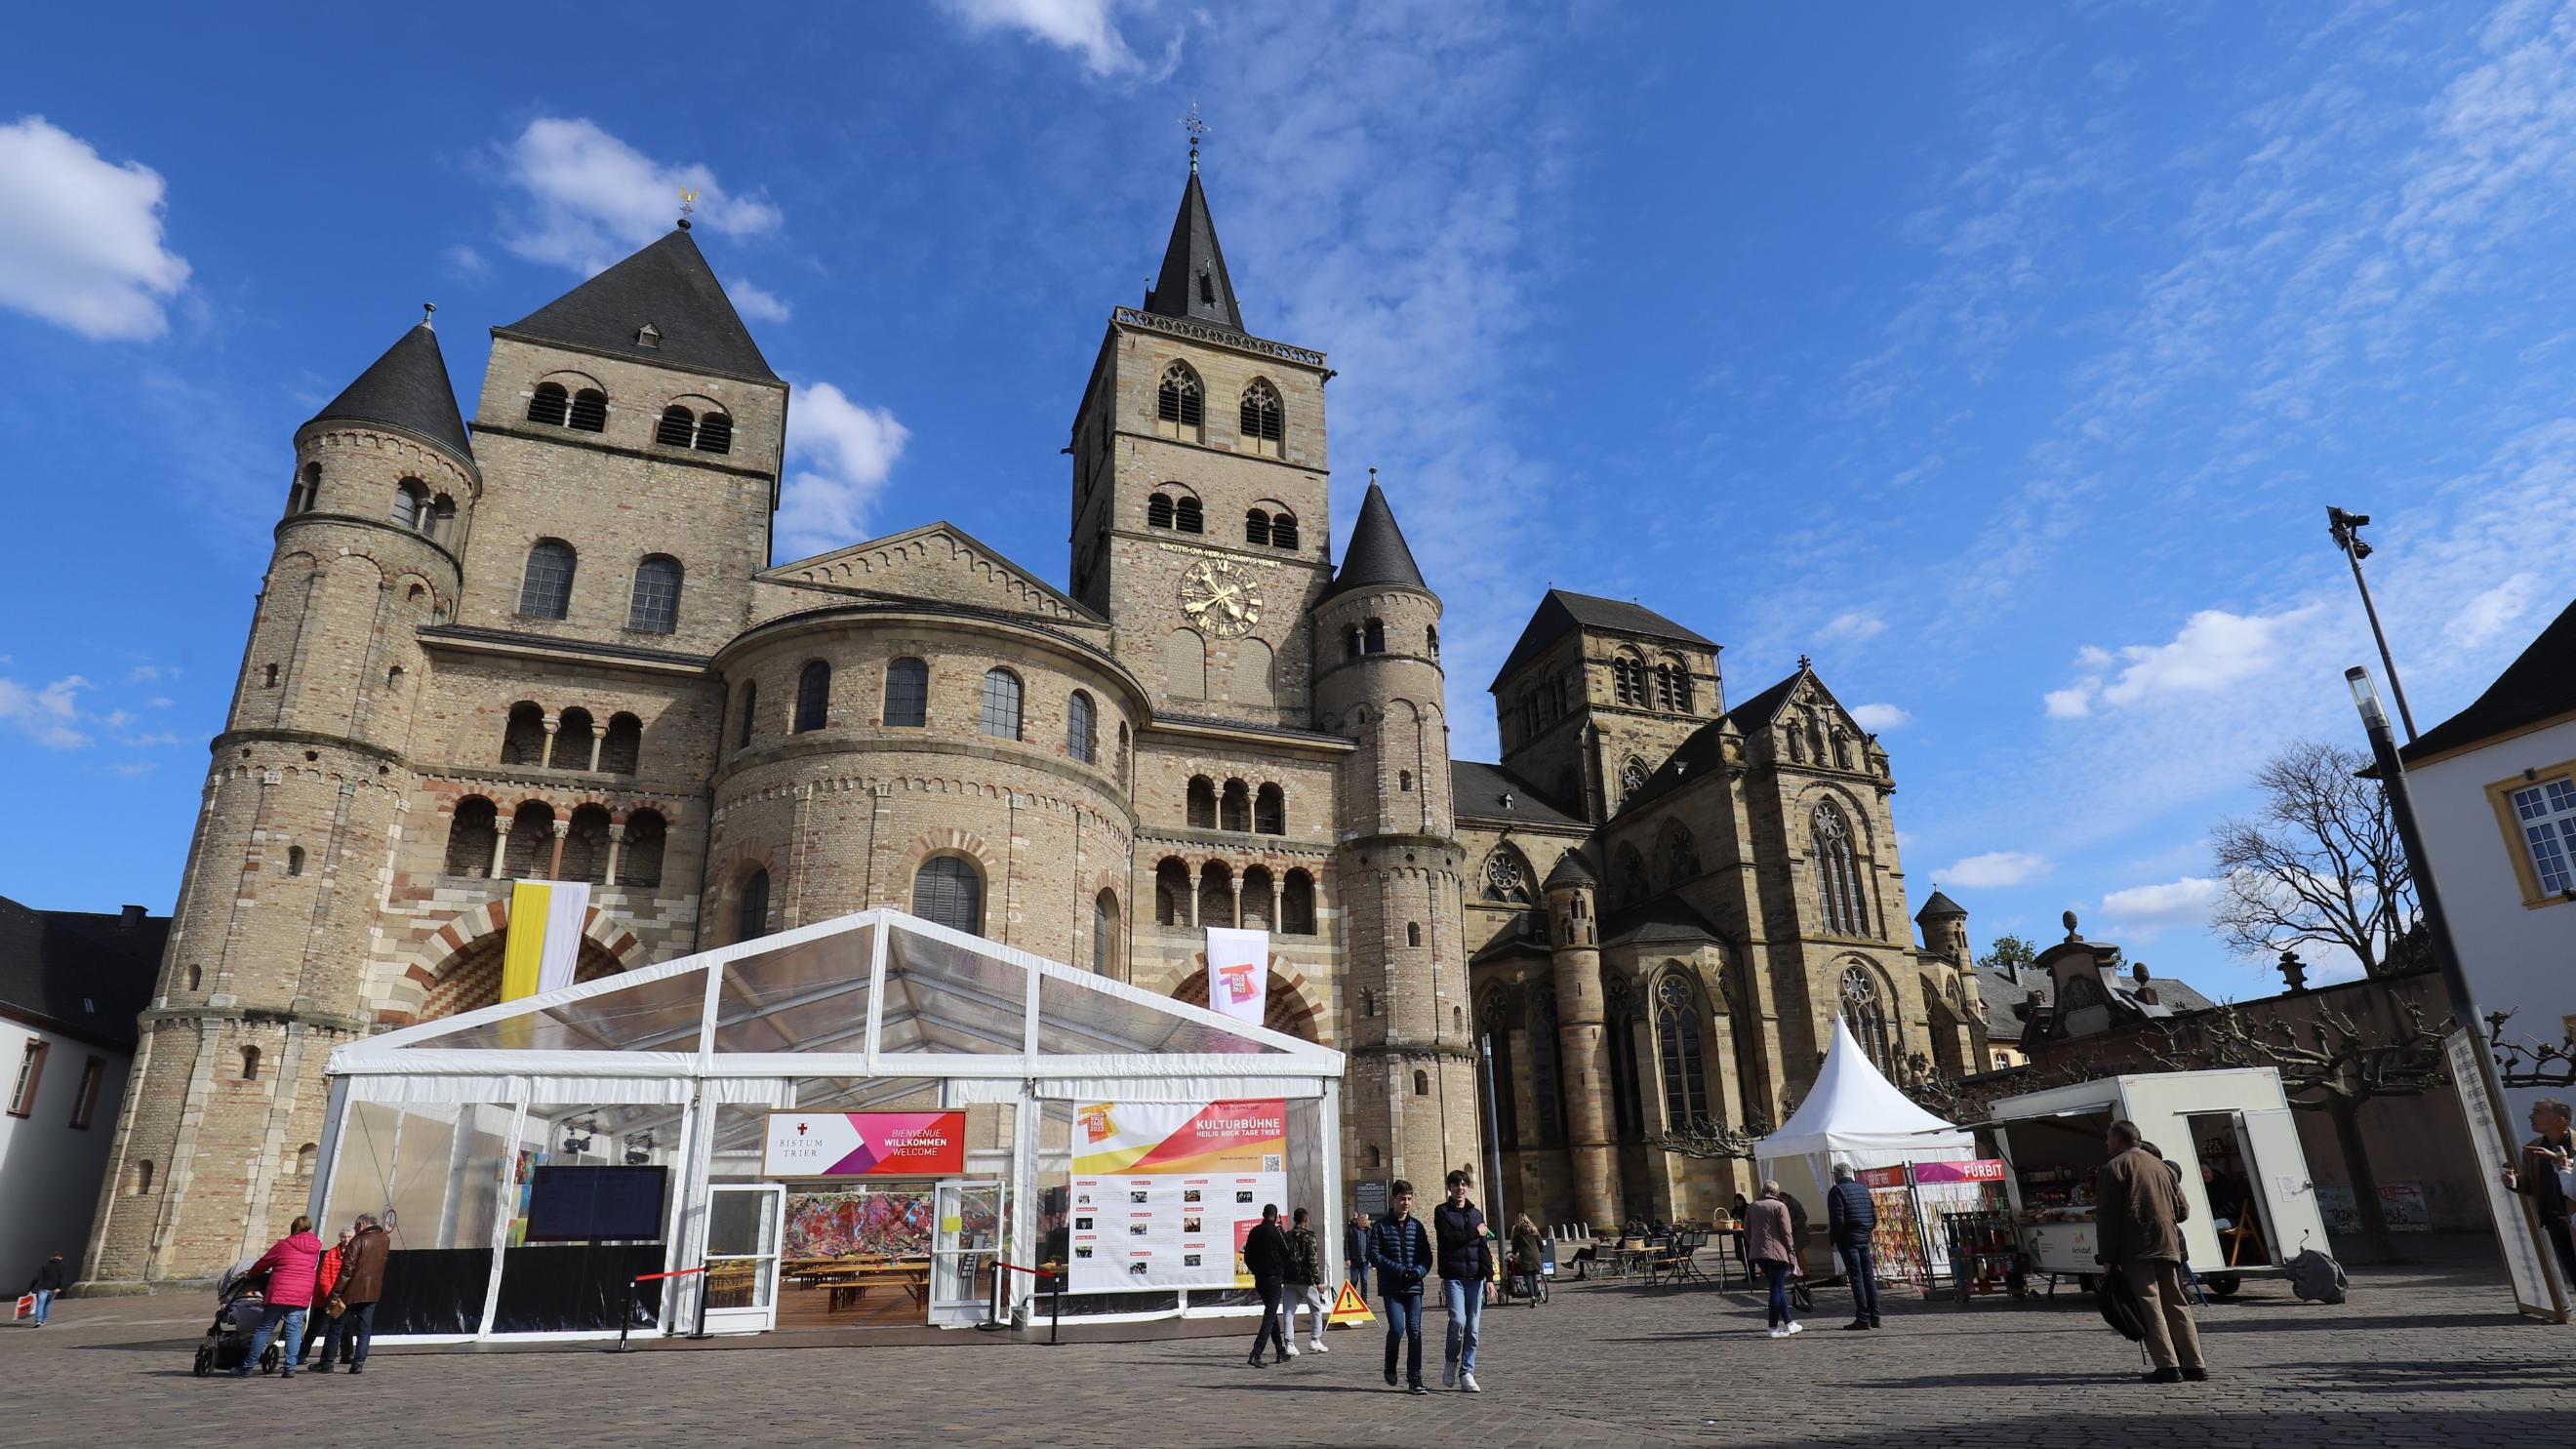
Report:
2400,595,2576,1116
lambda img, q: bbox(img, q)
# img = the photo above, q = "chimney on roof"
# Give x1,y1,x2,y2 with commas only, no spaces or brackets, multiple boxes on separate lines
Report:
120,905,146,928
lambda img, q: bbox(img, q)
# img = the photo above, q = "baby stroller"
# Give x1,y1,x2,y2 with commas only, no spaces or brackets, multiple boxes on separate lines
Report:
191,1257,284,1377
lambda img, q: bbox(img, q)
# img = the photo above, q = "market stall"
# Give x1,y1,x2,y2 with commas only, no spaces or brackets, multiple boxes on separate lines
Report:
1757,1018,1978,1210
312,908,1347,1344
1983,1067,2330,1296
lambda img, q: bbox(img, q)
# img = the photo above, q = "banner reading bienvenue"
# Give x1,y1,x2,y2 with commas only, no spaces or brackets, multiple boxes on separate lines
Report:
761,1111,967,1178
1205,926,1269,1026
1067,1099,1287,1295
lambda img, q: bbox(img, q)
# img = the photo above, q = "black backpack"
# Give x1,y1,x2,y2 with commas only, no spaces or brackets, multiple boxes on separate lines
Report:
2097,1268,2148,1342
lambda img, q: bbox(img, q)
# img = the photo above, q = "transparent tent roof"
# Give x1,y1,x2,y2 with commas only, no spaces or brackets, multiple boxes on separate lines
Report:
331,909,1342,1084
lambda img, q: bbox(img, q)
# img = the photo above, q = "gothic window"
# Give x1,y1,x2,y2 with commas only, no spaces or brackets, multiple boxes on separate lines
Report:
1221,779,1251,832
1066,691,1097,764
1240,865,1275,930
444,797,498,876
1280,869,1316,935
656,405,696,448
1147,493,1176,530
1613,656,1645,706
518,540,576,620
911,857,984,936
1187,776,1217,828
1270,512,1299,550
980,667,1023,740
1254,783,1285,835
1364,619,1387,654
1239,379,1283,455
735,682,757,748
549,706,595,769
1174,497,1204,534
1245,509,1270,546
627,554,683,633
1156,363,1205,438
882,658,928,727
600,713,641,775
1662,820,1700,888
526,382,570,427
1154,859,1191,926
1812,802,1869,936
1093,890,1119,974
1841,966,1893,1071
695,411,732,454
1528,986,1562,1142
1655,660,1691,712
1604,975,1643,1138
1481,847,1531,904
501,703,547,765
568,387,608,432
1481,986,1519,1147
390,479,430,532
736,868,771,942
1197,862,1235,929
622,809,666,889
1613,842,1649,906
1621,755,1650,798
794,661,831,733
1654,975,1711,1130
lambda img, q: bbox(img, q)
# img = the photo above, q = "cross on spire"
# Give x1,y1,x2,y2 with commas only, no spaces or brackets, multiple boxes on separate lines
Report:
1182,100,1209,174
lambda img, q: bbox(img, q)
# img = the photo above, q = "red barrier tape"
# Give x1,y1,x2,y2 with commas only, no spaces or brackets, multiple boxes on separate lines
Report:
994,1261,1065,1280
630,1267,708,1284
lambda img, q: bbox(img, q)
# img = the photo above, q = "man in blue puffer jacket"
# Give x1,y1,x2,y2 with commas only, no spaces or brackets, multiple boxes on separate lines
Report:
1827,1162,1881,1330
1366,1181,1435,1393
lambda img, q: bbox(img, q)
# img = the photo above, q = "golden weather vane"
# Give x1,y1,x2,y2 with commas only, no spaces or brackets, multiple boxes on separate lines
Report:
677,186,700,225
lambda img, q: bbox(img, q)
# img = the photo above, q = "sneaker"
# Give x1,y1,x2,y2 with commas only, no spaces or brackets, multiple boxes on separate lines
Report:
2141,1367,2183,1385
1767,1327,1787,1339
1785,1322,1804,1336
347,1365,363,1376
1308,1339,1328,1353
1460,1372,1481,1393
1247,1354,1267,1368
1841,1319,1872,1331
1386,1370,1400,1389
2182,1366,2210,1383
1442,1362,1457,1388
1407,1383,1429,1395
312,1363,334,1374
1283,1344,1300,1358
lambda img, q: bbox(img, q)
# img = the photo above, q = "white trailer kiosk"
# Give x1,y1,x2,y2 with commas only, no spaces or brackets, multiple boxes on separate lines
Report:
1984,1067,2331,1297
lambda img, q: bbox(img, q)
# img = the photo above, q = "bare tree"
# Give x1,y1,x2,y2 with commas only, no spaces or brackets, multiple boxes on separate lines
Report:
2490,1010,2576,1090
2149,995,2450,1262
2212,740,2419,978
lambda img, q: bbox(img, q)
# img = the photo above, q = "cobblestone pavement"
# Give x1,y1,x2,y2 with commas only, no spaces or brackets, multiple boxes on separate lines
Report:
10,1246,2556,1448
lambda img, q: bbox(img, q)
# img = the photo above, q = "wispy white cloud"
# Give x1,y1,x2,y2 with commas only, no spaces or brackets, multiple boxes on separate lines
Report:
493,117,783,274
938,0,1168,78
776,382,911,562
0,116,190,341
729,277,791,325
1850,702,1912,732
2046,605,2324,719
109,761,156,778
442,244,489,280
0,674,95,749
2099,875,2224,936
1941,850,2052,889
2455,571,2538,649
1823,611,1887,642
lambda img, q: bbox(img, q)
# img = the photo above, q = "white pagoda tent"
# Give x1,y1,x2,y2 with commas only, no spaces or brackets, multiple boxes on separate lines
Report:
1755,1017,1975,1208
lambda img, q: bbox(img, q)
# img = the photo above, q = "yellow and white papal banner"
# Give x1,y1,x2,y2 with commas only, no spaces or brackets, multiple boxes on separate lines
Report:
503,879,591,1003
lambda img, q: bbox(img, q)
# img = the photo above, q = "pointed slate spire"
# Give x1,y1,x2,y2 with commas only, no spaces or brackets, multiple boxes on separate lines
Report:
304,317,473,463
502,226,778,381
1914,890,1968,922
1144,159,1245,334
1324,476,1430,600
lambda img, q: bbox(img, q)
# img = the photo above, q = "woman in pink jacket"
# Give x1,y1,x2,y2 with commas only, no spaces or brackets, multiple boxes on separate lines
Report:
233,1215,325,1378
1745,1183,1802,1339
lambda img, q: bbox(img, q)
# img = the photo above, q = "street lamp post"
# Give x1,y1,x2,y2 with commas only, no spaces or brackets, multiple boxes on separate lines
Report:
2328,507,2421,742
1478,1033,1509,1240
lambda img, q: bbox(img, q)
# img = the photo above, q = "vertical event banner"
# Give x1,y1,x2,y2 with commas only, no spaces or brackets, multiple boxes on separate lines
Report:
501,880,589,1047
1205,927,1269,1026
762,1111,967,1178
1067,1099,1287,1294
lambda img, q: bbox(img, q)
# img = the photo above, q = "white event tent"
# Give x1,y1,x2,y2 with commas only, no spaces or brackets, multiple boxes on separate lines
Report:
312,908,1346,1344
1755,1017,1975,1208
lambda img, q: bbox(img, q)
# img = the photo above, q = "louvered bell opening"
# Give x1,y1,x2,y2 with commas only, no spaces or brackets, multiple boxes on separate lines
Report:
526,384,570,427
655,407,696,448
1245,510,1270,546
1270,515,1299,550
1174,498,1203,534
568,389,609,433
1147,495,1175,529
694,414,733,455
1240,395,1281,442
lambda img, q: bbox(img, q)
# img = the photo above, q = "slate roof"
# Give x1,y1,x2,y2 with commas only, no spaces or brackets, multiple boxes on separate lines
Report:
1542,852,1597,889
2402,593,2576,764
304,323,473,463
0,897,166,1052
1915,890,1968,921
1492,589,1717,689
499,227,778,382
1972,963,2038,1039
1469,923,1552,966
1322,482,1430,600
1145,164,1245,334
1599,895,1730,950
1450,761,1585,827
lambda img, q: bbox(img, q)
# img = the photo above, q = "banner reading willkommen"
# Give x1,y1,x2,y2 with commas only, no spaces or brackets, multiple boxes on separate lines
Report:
1067,1099,1286,1295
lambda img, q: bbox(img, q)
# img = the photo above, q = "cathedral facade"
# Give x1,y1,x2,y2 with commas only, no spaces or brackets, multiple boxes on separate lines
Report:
84,160,1979,1285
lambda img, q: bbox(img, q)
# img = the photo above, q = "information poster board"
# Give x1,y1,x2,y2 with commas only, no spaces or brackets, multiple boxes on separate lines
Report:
2444,1029,2568,1321
762,1111,967,1178
1067,1099,1286,1294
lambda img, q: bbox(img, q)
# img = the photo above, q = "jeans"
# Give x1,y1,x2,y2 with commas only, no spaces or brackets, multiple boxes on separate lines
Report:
1249,1280,1289,1361
322,1300,376,1366
30,1289,55,1325
1440,1275,1482,1374
238,1304,307,1373
1383,1287,1424,1384
1838,1241,1880,1324
1762,1261,1793,1327
1289,1283,1330,1341
1350,1262,1368,1299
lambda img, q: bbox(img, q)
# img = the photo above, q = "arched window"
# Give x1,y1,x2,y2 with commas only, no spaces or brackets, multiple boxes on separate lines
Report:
1481,846,1531,903
1269,512,1299,550
1221,779,1251,832
1092,890,1119,974
1527,986,1563,1141
628,554,683,633
1280,869,1316,935
1254,783,1284,834
561,804,612,885
1173,496,1203,534
550,706,595,770
445,797,498,876
567,387,608,432
518,540,576,620
1413,1070,1430,1097
622,809,666,889
882,658,928,727
131,1159,155,1195
1240,865,1275,930
1154,859,1191,926
1662,821,1700,888
390,479,430,532
795,661,831,733
1613,656,1645,706
527,382,571,427
1399,769,1414,792
1482,987,1520,1147
1655,975,1711,1129
695,412,733,454
980,667,1024,740
1621,756,1650,800
1116,724,1131,790
241,1045,262,1081
1156,363,1204,438
501,703,548,766
736,868,771,942
1345,626,1362,660
263,663,279,688
286,845,305,877
735,682,757,748
912,856,984,936
1198,862,1235,929
296,1143,319,1176
1843,966,1894,1071
1613,841,1649,906
1187,776,1217,828
1427,624,1439,659
1245,509,1271,546
1066,691,1097,764
1812,802,1869,935
290,462,321,515
503,801,554,877
429,494,455,542
599,712,641,776
1363,619,1386,654
1239,380,1283,455
1406,922,1423,947
1656,660,1692,712
655,404,696,448
1364,1145,1382,1170
1147,493,1176,530
1603,976,1643,1138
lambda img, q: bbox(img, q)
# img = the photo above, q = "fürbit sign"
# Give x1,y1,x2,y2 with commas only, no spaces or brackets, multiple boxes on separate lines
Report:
762,1110,968,1178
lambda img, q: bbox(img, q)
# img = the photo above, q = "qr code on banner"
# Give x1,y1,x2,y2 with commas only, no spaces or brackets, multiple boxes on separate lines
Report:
1263,1154,1283,1173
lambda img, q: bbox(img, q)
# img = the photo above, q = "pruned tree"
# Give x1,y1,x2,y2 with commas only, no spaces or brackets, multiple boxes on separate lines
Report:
1645,1115,1771,1162
2489,1010,2576,1090
2149,994,2450,1261
2211,740,2418,978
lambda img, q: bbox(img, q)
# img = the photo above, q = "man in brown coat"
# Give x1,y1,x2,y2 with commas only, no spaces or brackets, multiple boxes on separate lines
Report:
316,1213,388,1374
2095,1119,2205,1384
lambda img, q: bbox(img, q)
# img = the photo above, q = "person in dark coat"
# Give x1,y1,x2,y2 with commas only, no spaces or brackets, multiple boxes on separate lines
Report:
2097,1119,2205,1384
1746,1183,1801,1337
1241,1203,1293,1367
2503,1099,2576,1288
1285,1207,1330,1352
1366,1181,1436,1393
24,1251,70,1327
1826,1162,1881,1330
316,1213,388,1373
1345,1210,1372,1300
1431,1169,1491,1392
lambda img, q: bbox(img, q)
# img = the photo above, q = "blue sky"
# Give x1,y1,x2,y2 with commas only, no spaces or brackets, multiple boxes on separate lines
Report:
6,1,2575,1000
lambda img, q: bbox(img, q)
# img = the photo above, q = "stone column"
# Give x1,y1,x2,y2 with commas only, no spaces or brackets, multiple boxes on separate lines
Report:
487,825,508,880
547,819,568,879
1545,869,1619,1231
603,823,626,888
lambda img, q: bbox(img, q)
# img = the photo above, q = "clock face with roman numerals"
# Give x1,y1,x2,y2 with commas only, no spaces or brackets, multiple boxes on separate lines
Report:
1177,558,1264,638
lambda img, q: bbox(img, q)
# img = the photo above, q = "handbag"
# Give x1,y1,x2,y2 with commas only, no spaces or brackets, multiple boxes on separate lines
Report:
1790,1278,1814,1311
323,1295,347,1319
13,1294,33,1321
2097,1267,2147,1342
